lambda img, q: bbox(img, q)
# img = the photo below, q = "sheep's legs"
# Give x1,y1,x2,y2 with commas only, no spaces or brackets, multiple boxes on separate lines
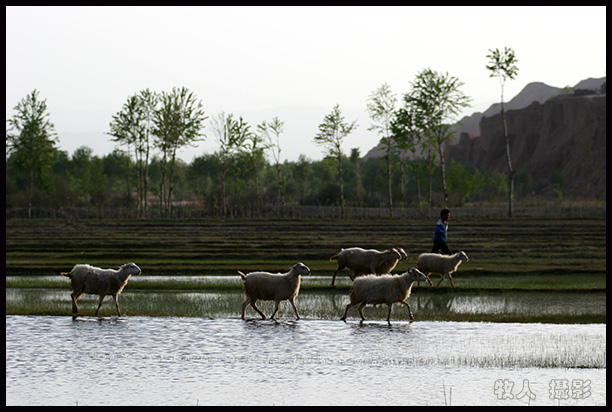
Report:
340,302,355,321
436,275,454,288
241,299,249,319
242,298,266,320
357,302,367,321
70,291,84,320
341,301,367,322
418,275,434,287
270,301,280,319
288,298,300,320
331,268,343,287
400,301,414,320
112,294,122,316
386,303,393,323
94,295,105,316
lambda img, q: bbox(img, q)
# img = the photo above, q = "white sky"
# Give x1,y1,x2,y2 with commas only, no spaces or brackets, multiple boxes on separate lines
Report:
6,6,607,162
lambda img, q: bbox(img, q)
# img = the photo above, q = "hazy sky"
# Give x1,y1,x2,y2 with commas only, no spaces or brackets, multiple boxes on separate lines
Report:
6,6,606,162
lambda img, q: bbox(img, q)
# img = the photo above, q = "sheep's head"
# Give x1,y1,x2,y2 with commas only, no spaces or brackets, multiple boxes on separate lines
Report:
405,267,432,285
121,262,142,276
393,247,408,260
458,251,469,262
291,262,311,276
384,249,403,260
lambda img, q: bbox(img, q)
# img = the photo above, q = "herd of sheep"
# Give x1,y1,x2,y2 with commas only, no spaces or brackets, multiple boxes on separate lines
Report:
61,247,469,324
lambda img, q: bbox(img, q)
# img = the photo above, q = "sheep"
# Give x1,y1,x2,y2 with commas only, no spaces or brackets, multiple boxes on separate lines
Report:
238,262,311,320
61,262,141,319
329,247,408,287
416,251,469,288
340,267,428,324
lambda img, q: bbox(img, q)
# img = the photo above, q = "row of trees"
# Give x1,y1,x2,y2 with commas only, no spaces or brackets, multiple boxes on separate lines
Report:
6,141,513,217
7,49,521,218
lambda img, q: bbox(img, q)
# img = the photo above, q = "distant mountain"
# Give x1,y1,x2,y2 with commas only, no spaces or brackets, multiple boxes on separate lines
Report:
364,76,606,159
452,82,563,139
445,78,606,197
452,78,605,139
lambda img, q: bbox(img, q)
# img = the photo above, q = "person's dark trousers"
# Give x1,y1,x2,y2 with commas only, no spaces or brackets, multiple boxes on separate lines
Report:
431,240,451,255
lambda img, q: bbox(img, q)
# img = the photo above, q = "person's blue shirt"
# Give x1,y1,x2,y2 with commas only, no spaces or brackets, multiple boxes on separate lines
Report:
433,218,448,242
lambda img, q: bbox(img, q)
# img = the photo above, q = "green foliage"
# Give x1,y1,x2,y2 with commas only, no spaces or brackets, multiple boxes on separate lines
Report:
399,68,472,205
486,47,519,83
447,161,507,205
8,80,585,218
6,89,58,217
313,104,358,217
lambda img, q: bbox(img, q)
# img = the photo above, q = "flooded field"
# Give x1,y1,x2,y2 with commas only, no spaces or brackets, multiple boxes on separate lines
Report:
6,276,607,323
6,217,606,405
6,315,605,406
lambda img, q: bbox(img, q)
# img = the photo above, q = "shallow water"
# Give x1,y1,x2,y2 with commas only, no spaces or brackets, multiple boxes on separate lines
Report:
6,315,605,405
5,285,606,322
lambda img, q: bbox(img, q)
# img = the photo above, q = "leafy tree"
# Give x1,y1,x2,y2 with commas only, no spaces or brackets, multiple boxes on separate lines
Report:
211,112,250,216
314,104,358,218
136,89,158,216
349,148,363,203
405,68,471,206
392,99,428,206
153,87,207,216
109,94,143,212
367,83,398,214
486,47,519,216
258,117,286,207
6,89,58,218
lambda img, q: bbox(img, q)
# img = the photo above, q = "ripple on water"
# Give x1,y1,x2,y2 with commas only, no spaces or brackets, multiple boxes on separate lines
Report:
5,315,606,406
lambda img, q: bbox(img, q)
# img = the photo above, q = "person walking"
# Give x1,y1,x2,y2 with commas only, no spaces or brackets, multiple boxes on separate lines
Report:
431,208,452,255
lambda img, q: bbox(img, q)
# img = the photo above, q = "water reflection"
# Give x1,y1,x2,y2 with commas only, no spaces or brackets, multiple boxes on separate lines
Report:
6,287,606,322
5,315,606,406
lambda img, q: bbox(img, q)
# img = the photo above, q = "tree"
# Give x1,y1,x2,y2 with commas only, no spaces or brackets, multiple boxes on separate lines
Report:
405,68,471,206
349,148,363,203
108,95,137,208
211,112,249,217
392,101,428,206
136,89,158,217
237,119,266,209
6,89,58,218
486,47,519,217
258,117,286,207
313,104,358,218
153,87,207,216
366,83,398,215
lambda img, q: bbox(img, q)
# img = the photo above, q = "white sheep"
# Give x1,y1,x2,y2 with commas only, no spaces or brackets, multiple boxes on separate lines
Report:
61,262,141,319
340,267,427,324
416,251,469,288
330,247,407,287
238,262,311,320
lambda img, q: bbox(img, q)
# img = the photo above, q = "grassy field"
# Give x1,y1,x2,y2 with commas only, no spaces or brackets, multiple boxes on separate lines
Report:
5,217,606,322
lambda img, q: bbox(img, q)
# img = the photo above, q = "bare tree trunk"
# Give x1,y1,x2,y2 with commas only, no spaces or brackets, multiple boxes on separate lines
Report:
437,136,449,207
501,99,515,217
159,151,167,217
386,147,393,216
167,147,177,218
144,142,150,217
28,162,33,219
221,160,228,217
339,155,345,218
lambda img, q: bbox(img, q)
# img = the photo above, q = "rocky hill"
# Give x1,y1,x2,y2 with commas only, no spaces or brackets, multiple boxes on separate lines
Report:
451,82,563,139
364,77,606,198
445,87,606,197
